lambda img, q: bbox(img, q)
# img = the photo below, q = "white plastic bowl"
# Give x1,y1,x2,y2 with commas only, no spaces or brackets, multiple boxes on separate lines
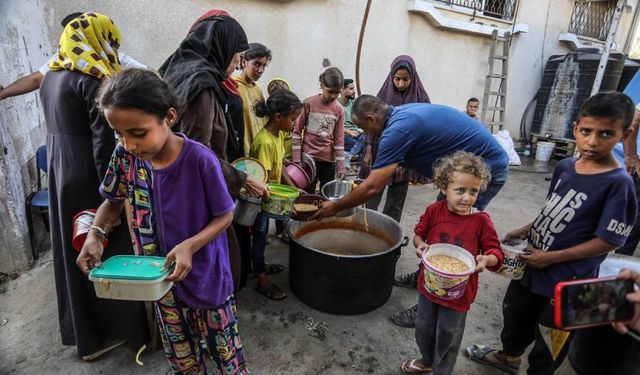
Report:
421,243,476,300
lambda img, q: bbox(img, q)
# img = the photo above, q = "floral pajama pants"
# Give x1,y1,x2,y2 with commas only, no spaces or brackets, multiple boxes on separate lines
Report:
155,291,248,375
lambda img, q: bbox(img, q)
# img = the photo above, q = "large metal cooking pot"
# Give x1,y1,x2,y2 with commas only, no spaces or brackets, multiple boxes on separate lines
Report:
288,208,408,315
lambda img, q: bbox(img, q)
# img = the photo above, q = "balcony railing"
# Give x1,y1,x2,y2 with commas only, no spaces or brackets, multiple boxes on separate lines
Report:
431,0,517,21
567,0,615,41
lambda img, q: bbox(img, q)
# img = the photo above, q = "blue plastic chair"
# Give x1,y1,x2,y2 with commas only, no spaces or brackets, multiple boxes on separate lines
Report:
25,145,49,259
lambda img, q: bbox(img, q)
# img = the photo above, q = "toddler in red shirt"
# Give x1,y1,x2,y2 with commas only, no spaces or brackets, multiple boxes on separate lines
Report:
401,151,504,375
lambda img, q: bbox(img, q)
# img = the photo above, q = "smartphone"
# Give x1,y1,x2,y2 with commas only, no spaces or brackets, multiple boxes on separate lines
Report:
554,277,636,330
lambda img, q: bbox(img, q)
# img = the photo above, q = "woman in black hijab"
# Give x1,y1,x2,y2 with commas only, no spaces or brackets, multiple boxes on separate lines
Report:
159,10,268,291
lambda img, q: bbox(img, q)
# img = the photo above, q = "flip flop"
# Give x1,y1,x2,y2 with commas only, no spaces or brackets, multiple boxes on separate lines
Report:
256,282,287,301
400,359,432,374
466,344,519,375
265,263,285,275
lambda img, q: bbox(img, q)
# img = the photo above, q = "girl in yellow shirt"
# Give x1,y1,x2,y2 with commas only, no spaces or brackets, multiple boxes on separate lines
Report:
249,90,303,300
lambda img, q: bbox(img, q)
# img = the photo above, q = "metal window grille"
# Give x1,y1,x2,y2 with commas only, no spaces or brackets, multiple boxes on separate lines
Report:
431,0,517,20
567,0,616,41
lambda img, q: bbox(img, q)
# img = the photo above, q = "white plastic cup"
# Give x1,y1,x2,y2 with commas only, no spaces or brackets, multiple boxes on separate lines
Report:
535,142,555,162
498,239,528,280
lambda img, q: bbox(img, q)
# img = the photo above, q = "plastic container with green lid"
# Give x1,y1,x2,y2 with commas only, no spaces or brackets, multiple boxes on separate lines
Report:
261,183,300,219
89,255,173,301
268,183,300,197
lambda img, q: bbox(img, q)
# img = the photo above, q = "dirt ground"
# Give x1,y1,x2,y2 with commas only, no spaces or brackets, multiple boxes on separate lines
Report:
0,165,588,374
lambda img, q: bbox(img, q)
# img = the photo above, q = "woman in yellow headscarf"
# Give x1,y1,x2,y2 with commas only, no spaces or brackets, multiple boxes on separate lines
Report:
39,12,149,360
49,12,122,78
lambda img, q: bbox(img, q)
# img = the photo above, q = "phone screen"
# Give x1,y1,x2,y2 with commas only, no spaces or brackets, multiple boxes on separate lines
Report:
561,278,635,328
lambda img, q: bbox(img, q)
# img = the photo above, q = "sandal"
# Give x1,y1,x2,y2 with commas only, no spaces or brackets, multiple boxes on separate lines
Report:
466,344,520,375
276,232,291,244
401,359,432,374
256,282,287,301
265,263,285,275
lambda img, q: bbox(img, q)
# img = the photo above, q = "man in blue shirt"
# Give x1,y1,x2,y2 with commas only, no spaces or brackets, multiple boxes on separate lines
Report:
314,95,510,327
315,95,509,218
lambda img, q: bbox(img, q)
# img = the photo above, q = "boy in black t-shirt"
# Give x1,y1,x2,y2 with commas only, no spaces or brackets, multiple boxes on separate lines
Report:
467,92,638,375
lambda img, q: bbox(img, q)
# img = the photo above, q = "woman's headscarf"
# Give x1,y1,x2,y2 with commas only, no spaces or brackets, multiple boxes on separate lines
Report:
158,11,249,107
192,9,230,27
363,55,431,184
48,12,122,80
376,55,430,106
192,10,242,98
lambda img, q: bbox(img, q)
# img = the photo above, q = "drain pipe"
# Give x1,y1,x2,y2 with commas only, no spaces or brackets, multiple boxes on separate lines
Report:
623,0,640,54
591,0,626,96
355,0,373,96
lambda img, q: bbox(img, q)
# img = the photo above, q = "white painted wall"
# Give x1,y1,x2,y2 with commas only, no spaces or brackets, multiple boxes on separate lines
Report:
40,0,638,135
1,0,638,272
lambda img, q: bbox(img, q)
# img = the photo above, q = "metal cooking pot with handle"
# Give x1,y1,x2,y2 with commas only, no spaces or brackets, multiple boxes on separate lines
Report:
288,208,408,315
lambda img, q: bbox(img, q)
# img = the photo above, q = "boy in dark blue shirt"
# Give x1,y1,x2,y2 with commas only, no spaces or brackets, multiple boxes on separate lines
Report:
467,92,638,375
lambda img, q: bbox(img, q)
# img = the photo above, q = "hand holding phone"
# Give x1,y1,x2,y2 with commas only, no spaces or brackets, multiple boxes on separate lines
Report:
554,275,636,330
612,269,640,339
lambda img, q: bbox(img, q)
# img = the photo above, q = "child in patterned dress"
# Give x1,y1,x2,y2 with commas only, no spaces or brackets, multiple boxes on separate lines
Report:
77,68,248,374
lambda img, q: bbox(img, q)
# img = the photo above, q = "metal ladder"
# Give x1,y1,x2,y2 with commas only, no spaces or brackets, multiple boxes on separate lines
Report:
481,29,511,134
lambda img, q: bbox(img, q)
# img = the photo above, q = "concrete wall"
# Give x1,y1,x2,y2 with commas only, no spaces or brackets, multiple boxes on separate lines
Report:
0,0,638,272
41,0,638,135
0,0,53,272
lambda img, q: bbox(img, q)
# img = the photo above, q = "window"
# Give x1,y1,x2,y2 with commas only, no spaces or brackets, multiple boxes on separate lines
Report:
431,0,518,21
568,0,616,41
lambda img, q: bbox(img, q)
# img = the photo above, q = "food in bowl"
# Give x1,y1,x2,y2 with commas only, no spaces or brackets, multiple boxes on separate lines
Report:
293,203,319,212
427,254,470,274
421,244,476,300
291,194,326,221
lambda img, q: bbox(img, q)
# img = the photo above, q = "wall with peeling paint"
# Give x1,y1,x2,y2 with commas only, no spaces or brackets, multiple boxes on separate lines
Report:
0,0,53,272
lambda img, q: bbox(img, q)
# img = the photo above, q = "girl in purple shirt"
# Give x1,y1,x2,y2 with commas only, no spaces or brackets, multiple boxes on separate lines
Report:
76,69,248,374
